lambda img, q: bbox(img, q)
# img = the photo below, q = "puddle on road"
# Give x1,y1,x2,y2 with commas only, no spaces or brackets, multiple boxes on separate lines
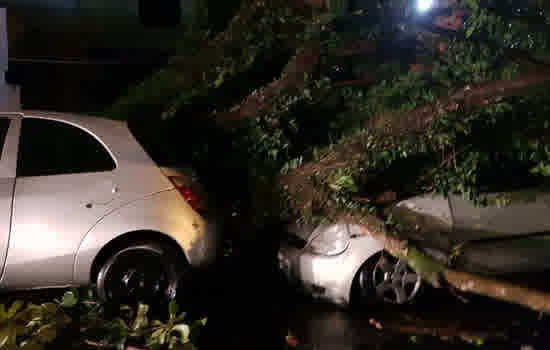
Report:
193,249,550,350
285,291,550,350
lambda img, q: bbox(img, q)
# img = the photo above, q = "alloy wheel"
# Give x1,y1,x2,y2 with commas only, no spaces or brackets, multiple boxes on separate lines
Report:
371,253,421,304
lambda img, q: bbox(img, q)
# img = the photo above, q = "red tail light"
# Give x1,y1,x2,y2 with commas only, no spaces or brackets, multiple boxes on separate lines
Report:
168,176,205,212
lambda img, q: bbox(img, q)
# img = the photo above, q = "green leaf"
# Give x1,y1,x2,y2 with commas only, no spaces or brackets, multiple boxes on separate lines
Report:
0,305,6,321
213,72,225,88
168,301,179,321
148,328,168,346
174,312,188,323
131,303,149,331
60,291,77,308
40,303,58,315
35,324,58,343
465,0,479,11
6,301,23,318
0,324,18,347
19,340,45,350
531,162,550,177
466,24,476,38
171,324,191,343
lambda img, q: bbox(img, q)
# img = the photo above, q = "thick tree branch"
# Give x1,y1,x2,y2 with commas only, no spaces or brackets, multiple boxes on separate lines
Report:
108,0,325,120
369,314,508,343
214,43,322,125
368,71,550,138
278,71,550,313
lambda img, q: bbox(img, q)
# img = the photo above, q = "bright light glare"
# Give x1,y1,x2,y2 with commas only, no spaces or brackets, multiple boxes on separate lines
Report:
417,0,434,12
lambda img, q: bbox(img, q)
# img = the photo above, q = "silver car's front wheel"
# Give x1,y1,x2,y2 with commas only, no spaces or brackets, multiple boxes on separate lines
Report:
358,252,421,304
96,242,181,304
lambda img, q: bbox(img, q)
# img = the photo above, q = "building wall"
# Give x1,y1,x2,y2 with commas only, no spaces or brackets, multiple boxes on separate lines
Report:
2,0,78,9
79,0,139,17
0,8,20,111
6,0,202,60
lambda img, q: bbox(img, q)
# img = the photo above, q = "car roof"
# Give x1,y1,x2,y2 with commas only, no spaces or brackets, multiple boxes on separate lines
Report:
21,109,125,126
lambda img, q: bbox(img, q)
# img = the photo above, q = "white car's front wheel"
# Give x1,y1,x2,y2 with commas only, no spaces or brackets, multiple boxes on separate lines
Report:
96,242,181,304
358,252,422,305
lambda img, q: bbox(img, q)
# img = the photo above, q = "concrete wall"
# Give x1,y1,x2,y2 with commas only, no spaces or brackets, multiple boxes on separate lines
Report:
0,0,78,9
2,0,195,24
6,0,201,59
79,0,139,17
0,8,20,111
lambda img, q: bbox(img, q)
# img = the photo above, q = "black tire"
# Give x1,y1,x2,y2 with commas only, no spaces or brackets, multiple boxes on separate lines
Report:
351,252,381,306
353,251,422,306
96,241,184,304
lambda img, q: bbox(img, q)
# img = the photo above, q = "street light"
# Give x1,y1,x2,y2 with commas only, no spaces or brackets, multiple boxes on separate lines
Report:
417,0,434,12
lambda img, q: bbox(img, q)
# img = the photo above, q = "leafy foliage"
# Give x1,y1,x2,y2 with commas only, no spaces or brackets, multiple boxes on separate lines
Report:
0,288,205,350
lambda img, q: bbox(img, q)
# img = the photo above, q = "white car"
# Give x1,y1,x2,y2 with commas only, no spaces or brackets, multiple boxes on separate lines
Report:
278,190,550,306
0,111,219,303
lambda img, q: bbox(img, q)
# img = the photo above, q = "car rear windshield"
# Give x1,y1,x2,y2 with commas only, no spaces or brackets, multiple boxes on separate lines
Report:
17,118,116,177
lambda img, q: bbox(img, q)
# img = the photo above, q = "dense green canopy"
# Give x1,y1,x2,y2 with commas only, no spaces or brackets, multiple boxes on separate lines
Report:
112,0,550,312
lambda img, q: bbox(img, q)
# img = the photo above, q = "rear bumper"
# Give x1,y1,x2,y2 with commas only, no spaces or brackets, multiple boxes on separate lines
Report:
185,214,222,267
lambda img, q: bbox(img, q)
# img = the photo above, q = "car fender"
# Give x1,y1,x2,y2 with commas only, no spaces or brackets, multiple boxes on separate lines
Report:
73,189,213,285
339,226,385,304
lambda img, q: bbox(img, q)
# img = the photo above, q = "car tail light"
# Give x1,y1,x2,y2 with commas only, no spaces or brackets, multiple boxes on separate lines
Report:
168,176,205,212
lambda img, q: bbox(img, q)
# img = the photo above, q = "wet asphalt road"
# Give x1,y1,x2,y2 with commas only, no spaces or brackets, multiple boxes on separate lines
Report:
192,236,550,350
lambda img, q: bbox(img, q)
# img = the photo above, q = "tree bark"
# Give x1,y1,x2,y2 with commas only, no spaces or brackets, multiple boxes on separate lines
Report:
214,43,323,126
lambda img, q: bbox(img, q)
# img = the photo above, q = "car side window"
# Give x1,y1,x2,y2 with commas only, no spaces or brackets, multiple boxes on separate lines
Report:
0,117,11,158
17,118,116,177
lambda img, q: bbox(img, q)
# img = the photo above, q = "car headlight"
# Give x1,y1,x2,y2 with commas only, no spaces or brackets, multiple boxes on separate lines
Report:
306,223,350,256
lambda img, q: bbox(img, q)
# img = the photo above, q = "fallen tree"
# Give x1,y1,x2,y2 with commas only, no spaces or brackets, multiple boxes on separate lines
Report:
116,0,550,313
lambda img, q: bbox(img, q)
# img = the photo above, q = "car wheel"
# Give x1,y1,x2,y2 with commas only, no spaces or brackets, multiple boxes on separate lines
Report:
358,251,422,305
96,242,182,304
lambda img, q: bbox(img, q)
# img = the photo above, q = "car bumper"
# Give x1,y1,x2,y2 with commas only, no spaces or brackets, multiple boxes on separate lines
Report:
186,213,222,267
278,242,356,306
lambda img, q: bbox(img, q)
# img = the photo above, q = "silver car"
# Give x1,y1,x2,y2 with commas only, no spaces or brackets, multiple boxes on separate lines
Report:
278,189,550,306
0,111,219,302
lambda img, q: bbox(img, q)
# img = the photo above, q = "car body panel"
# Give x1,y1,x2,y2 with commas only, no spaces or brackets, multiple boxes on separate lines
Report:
455,237,550,275
0,179,14,278
4,172,119,288
0,112,175,288
278,224,384,306
394,193,453,227
0,110,218,290
73,189,218,285
394,191,550,275
450,190,550,236
0,115,20,277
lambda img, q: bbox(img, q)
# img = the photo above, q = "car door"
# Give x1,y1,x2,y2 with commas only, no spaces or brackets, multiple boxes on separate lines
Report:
0,115,20,279
1,117,120,288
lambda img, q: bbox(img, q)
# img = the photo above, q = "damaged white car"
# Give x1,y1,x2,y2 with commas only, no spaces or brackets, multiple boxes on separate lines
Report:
278,189,550,306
